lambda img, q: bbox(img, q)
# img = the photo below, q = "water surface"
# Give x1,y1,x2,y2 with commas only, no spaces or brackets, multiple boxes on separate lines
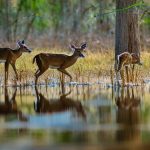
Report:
0,83,150,150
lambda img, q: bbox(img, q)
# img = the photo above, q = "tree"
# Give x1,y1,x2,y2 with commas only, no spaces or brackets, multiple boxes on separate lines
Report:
115,0,141,84
0,0,12,41
115,0,140,56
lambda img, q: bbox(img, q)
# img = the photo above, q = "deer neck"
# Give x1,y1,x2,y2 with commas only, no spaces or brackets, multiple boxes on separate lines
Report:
13,47,23,58
70,52,80,60
60,53,79,69
67,53,78,64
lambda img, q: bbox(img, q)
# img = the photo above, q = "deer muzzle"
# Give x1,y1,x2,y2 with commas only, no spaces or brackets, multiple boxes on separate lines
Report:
79,53,85,57
28,49,32,53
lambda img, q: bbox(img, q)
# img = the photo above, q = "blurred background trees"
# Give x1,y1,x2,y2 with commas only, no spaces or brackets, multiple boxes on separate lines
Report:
0,0,149,49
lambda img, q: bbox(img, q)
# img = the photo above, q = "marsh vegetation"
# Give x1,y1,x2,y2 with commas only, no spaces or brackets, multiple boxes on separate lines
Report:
0,0,150,150
0,84,150,149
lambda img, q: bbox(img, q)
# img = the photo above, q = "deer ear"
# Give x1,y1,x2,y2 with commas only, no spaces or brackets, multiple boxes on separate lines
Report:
81,43,87,50
22,40,25,44
70,44,76,51
17,40,22,47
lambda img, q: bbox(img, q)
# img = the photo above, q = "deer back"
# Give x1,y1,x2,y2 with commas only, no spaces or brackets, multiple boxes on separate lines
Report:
0,48,12,62
38,53,71,69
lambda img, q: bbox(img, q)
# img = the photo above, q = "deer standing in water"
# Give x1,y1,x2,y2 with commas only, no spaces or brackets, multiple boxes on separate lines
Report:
0,86,28,121
115,87,141,141
34,86,86,120
33,43,87,85
0,40,31,85
115,51,142,84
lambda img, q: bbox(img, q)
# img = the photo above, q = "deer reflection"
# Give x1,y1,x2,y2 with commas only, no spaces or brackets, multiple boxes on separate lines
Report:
34,86,86,120
0,87,27,121
115,87,141,142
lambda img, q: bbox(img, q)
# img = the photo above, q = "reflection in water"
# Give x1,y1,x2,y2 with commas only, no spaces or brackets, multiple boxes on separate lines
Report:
0,87,28,121
0,84,150,149
115,87,141,142
34,85,86,120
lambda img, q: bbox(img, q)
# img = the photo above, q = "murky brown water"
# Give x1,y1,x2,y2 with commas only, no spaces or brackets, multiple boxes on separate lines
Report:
0,83,150,150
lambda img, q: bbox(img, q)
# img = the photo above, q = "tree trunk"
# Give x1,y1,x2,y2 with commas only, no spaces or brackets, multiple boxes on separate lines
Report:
115,0,140,58
24,14,36,40
96,0,111,34
0,0,12,41
13,0,24,41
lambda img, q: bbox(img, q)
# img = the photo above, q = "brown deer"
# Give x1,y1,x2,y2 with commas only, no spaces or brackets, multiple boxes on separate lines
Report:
115,52,142,84
34,86,86,120
115,52,142,72
0,40,31,85
115,87,141,141
33,43,87,85
0,86,28,121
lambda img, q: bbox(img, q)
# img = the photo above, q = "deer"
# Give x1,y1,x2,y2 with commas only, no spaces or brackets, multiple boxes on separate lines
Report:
115,87,141,125
33,43,87,85
0,40,31,85
115,87,141,141
115,51,142,85
0,86,28,121
34,86,86,120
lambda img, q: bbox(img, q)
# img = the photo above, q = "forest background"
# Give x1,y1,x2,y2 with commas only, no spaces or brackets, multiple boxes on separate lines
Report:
0,0,149,84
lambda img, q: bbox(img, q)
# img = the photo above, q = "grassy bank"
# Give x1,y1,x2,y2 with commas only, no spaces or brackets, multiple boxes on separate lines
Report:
0,49,150,85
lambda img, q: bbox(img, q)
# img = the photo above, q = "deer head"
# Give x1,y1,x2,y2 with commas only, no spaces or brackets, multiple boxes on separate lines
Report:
70,43,87,57
131,53,142,65
17,40,32,53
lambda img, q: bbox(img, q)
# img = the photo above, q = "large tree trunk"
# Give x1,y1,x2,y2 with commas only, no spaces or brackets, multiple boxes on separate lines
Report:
115,0,141,85
115,0,140,57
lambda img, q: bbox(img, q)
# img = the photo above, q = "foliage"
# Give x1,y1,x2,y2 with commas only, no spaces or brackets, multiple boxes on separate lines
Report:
0,0,149,43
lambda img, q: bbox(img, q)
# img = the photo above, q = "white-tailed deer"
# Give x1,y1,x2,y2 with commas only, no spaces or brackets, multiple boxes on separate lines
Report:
0,40,31,85
115,87,141,124
115,52,142,72
34,86,86,119
33,43,87,85
115,52,142,84
0,87,28,121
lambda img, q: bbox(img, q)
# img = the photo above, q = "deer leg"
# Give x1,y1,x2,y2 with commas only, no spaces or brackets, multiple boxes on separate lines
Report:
5,62,9,85
60,72,65,83
35,69,40,76
60,76,65,94
131,64,135,82
35,68,48,85
125,66,129,83
120,69,125,86
11,63,18,80
58,68,72,82
115,71,120,85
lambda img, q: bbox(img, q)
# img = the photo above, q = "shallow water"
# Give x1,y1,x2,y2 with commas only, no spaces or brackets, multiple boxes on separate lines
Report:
0,83,150,150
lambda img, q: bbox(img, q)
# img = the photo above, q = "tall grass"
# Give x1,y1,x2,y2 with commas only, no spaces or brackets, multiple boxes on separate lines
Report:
0,48,150,85
17,49,114,83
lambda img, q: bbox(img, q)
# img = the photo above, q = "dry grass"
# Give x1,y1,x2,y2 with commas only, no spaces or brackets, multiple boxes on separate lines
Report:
0,48,150,85
17,49,114,83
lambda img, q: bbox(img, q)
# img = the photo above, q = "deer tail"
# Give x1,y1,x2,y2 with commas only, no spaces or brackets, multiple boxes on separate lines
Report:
33,54,43,70
33,55,37,64
33,55,41,65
